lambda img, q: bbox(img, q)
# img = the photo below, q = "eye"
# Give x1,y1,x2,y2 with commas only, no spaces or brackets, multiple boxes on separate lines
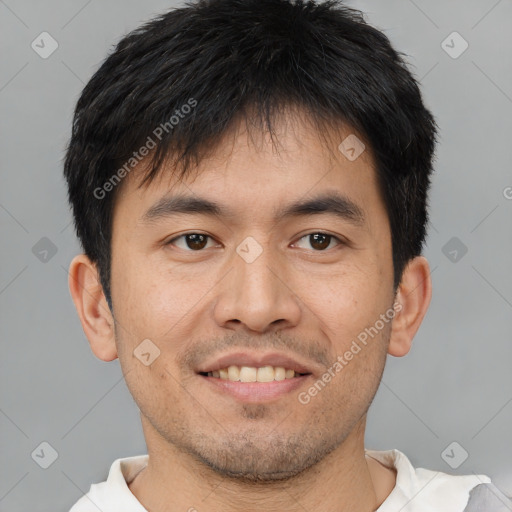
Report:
165,231,344,252
292,232,343,251
166,232,217,251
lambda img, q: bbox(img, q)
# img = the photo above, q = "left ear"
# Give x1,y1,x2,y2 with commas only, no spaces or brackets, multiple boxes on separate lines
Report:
387,256,432,357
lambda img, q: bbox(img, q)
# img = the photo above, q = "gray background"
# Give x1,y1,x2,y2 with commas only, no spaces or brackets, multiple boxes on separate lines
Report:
1,0,511,510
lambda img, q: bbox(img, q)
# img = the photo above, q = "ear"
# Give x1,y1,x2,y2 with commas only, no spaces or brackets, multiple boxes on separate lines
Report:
68,254,118,362
387,256,432,357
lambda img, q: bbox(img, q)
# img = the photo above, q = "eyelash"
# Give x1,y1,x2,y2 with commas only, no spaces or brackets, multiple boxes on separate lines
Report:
165,231,345,252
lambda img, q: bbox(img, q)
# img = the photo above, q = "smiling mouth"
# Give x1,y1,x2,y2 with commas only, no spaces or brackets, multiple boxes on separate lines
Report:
199,365,310,382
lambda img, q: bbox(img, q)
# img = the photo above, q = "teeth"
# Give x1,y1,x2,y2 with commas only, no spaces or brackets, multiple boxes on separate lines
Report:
256,365,275,382
285,369,295,379
227,365,240,381
274,367,286,381
206,365,300,382
239,366,257,382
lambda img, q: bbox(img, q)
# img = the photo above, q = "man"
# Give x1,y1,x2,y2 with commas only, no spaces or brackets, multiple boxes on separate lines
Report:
64,0,511,510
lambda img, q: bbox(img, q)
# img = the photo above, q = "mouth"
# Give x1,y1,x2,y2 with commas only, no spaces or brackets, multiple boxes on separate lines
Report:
195,352,316,402
199,365,310,382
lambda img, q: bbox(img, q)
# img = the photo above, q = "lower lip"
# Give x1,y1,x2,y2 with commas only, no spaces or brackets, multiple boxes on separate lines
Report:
200,375,311,402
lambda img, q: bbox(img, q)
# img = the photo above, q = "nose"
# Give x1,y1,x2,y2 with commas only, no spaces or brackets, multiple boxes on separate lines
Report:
213,237,302,334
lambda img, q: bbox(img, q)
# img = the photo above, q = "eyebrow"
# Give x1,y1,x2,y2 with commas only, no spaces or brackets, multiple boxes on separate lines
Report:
140,191,366,227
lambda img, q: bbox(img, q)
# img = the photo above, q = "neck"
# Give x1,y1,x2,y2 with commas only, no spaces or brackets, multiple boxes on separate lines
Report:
129,416,396,512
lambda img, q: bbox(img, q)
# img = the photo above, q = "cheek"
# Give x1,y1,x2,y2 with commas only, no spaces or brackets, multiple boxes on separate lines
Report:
304,266,386,339
111,255,181,333
122,354,187,430
297,326,389,424
112,264,211,379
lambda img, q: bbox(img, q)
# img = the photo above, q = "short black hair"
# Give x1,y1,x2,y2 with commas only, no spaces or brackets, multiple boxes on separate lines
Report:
63,0,438,311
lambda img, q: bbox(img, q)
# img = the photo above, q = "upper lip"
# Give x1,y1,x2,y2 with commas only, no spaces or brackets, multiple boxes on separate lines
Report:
195,351,318,375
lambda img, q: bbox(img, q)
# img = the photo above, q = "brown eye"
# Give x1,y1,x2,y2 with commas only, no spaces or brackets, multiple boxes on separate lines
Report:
294,232,342,251
167,233,214,251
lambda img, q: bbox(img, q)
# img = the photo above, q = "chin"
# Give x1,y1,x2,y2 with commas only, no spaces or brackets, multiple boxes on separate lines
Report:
185,428,341,483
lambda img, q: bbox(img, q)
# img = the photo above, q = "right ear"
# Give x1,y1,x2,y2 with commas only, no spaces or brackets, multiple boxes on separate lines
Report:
68,254,118,362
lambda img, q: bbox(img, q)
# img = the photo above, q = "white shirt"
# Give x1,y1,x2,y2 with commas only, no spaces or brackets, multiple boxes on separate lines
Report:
69,448,511,511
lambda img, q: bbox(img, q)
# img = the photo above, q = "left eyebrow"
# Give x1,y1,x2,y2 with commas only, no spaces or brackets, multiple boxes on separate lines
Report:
140,191,366,227
274,191,366,227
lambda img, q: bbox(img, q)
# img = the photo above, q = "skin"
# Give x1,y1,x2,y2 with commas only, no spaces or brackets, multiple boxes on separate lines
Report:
69,107,431,512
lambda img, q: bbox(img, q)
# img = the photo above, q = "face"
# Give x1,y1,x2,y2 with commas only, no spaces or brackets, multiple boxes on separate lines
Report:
109,109,396,481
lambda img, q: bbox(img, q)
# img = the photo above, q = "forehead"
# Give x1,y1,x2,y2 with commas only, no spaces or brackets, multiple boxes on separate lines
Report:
113,109,384,231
